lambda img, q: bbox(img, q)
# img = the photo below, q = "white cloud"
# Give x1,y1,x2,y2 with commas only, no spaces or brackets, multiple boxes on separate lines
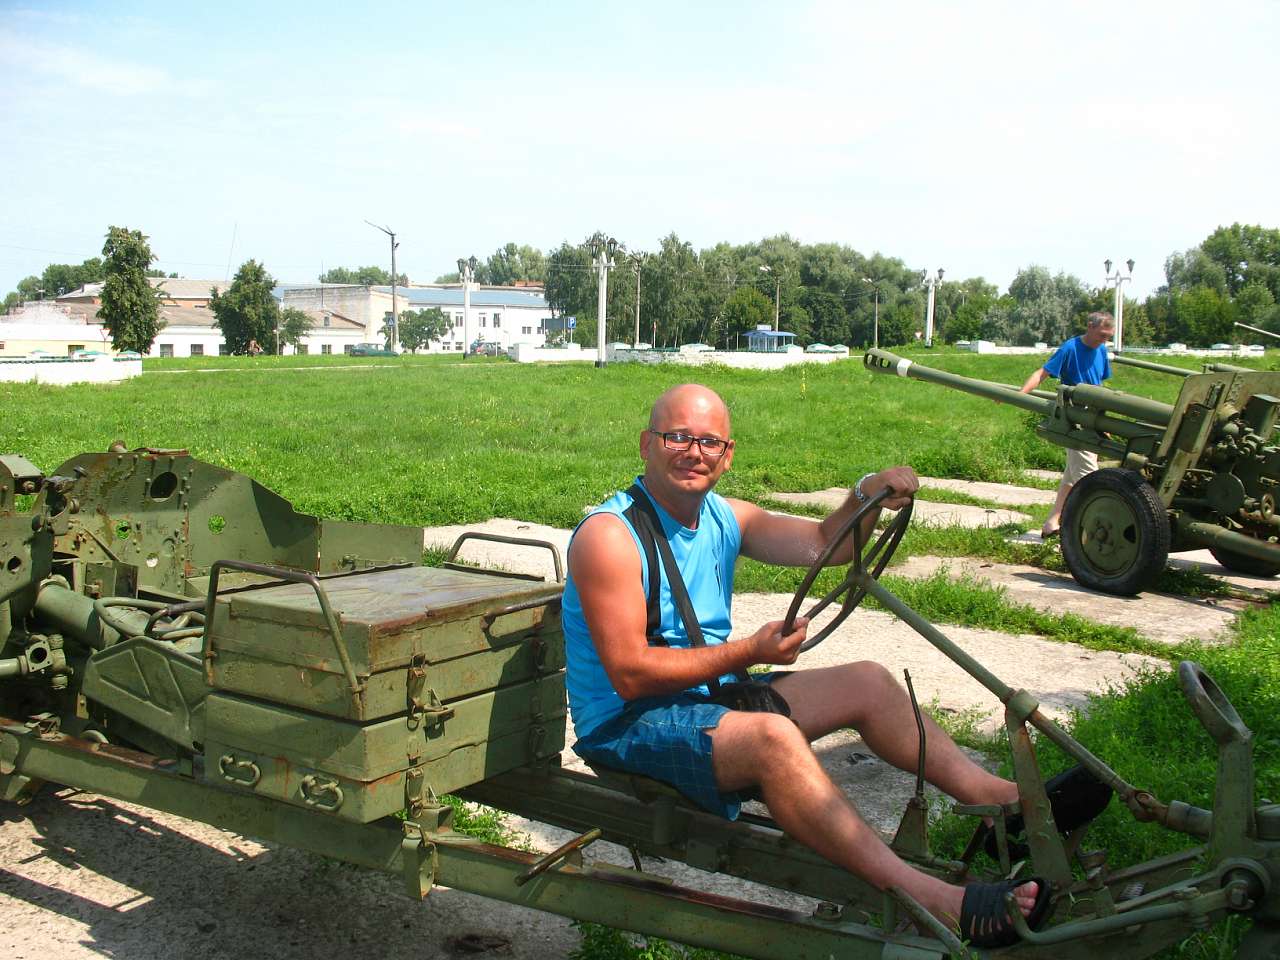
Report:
0,34,170,96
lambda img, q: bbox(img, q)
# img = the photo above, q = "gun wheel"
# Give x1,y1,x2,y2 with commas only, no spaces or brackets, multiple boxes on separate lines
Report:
1062,468,1169,596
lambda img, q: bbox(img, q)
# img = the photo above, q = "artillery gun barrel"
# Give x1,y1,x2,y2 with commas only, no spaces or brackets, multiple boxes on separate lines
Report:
1113,354,1192,378
1067,384,1174,427
863,349,1051,415
865,349,1173,429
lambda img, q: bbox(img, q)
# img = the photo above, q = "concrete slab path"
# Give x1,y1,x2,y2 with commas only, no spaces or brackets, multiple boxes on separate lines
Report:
769,489,1029,528
892,555,1249,646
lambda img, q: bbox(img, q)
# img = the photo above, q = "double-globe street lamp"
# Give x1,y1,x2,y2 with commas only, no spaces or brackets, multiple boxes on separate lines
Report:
457,255,478,353
923,268,945,347
758,264,780,332
862,277,882,349
589,235,619,367
1104,258,1135,353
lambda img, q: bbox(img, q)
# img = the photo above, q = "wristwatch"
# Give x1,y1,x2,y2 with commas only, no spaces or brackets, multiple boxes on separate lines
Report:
853,472,877,503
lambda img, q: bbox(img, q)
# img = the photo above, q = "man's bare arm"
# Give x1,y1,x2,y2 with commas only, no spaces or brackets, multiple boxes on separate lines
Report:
730,467,919,569
1020,367,1049,394
569,513,805,700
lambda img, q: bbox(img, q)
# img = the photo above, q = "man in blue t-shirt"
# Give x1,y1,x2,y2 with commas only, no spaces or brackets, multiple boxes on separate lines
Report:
1020,311,1115,538
563,383,1062,945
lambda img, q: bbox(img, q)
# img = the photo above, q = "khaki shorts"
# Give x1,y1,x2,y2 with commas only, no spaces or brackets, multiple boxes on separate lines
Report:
1063,447,1099,485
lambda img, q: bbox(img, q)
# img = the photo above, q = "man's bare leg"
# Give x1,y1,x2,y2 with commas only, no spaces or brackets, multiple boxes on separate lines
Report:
771,662,1018,809
708,710,1038,926
1044,478,1072,535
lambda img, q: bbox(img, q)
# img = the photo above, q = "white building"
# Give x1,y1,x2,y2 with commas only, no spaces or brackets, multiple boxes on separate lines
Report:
280,284,553,353
1,278,555,358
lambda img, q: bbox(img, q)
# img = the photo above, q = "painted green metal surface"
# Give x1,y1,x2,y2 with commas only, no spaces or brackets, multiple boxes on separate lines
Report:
4,445,1279,959
864,349,1280,589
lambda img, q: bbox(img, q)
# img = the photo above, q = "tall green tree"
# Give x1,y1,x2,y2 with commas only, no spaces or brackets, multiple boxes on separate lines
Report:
278,307,313,350
399,307,451,352
544,241,594,340
99,227,163,354
480,243,548,285
319,265,407,286
211,260,280,354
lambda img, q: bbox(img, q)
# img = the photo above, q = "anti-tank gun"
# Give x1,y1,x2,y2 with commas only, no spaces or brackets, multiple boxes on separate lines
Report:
864,348,1280,594
4,445,1280,958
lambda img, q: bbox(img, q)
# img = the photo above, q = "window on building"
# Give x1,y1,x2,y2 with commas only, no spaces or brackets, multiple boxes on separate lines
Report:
296,344,309,355
68,344,85,355
493,312,501,328
219,343,230,355
321,344,332,355
190,344,204,356
479,313,488,328
454,313,463,327
323,314,331,327
343,344,353,354
0,342,5,351
159,344,174,358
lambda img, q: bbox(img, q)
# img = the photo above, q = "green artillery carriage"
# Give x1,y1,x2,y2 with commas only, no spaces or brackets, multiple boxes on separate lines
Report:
4,446,1280,958
864,348,1280,595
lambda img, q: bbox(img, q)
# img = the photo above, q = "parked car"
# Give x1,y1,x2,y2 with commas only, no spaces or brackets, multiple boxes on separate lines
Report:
351,342,397,357
469,341,505,357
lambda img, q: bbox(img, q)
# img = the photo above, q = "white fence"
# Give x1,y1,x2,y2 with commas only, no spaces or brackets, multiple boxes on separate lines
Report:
0,356,143,385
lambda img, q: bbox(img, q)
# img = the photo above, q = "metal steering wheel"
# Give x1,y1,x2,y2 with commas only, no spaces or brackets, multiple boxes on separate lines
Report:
781,487,914,652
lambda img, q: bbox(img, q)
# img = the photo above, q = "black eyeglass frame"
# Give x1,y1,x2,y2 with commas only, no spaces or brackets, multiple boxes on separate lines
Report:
648,429,732,457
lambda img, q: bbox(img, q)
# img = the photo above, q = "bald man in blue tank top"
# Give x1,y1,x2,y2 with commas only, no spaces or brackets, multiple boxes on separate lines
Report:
560,383,1105,946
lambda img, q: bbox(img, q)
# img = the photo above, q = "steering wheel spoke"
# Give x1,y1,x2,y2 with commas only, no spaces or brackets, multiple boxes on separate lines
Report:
781,488,914,652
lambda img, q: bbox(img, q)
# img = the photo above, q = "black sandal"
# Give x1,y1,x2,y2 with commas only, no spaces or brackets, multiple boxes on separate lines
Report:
985,764,1113,861
960,877,1052,948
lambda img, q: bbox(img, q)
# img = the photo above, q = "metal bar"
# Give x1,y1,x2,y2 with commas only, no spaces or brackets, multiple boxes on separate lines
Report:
863,580,1139,799
1176,518,1280,565
445,531,565,583
515,827,601,885
201,559,362,701
1113,355,1193,378
0,722,947,960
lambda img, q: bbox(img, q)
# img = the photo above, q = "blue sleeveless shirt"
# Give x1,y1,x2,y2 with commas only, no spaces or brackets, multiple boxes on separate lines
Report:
563,479,742,738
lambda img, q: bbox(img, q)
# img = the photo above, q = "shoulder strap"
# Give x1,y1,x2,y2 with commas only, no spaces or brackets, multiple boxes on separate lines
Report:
625,483,747,690
622,488,663,645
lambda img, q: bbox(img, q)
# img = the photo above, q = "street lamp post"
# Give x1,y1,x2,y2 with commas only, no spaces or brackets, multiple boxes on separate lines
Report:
923,268,945,347
1103,258,1134,353
589,234,618,367
759,264,780,331
862,277,881,349
629,252,645,347
365,220,400,352
457,256,478,353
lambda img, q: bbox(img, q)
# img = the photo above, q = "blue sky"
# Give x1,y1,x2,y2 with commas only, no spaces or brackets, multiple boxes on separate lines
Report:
1,1,1276,299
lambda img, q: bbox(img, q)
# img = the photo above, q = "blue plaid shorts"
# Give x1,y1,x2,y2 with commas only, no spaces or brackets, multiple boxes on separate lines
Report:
573,673,789,821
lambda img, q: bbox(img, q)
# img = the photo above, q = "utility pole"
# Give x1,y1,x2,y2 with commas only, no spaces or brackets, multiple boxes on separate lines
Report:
759,264,780,331
630,252,645,347
457,255,478,353
1104,258,1134,353
923,268,944,347
365,220,400,352
589,234,618,367
862,277,881,349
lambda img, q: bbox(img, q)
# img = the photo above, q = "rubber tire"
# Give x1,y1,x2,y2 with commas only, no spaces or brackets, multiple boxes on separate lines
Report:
1207,545,1280,578
1061,468,1170,596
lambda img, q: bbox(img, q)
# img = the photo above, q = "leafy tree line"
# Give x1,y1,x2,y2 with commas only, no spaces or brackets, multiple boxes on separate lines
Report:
534,223,1280,349
8,222,1277,350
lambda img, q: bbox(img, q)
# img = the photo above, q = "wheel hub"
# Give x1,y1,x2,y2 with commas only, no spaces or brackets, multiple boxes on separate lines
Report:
1078,493,1140,574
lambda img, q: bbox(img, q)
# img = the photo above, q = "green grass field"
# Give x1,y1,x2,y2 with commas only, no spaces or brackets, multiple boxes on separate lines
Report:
3,347,1275,958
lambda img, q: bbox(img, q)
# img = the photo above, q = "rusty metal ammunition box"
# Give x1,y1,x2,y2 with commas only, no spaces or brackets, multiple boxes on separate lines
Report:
204,565,564,721
201,564,566,821
203,675,566,822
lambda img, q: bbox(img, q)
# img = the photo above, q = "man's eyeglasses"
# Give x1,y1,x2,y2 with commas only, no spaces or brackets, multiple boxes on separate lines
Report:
649,430,731,457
